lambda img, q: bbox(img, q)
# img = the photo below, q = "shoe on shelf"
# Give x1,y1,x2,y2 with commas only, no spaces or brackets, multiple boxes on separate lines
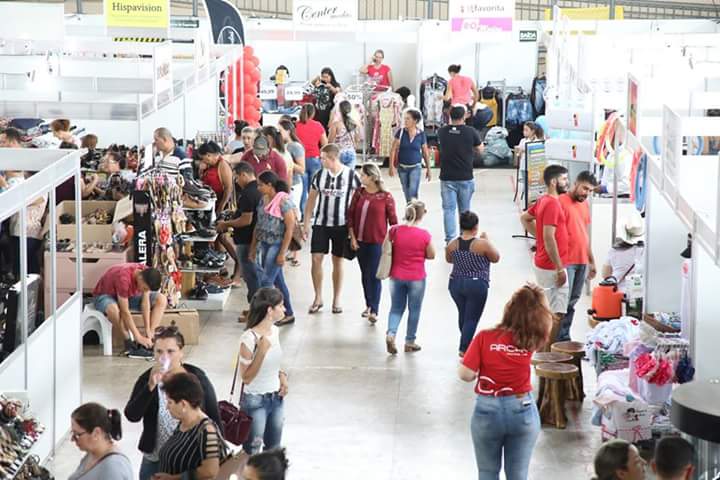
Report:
274,315,295,327
127,346,153,360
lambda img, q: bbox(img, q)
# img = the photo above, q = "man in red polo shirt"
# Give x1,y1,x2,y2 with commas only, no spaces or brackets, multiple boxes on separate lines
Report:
520,165,570,343
93,263,167,359
558,171,598,341
235,135,288,183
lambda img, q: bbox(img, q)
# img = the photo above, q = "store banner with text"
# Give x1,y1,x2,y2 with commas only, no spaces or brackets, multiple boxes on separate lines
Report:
293,0,358,30
543,6,623,20
449,0,514,36
203,0,245,45
104,0,169,36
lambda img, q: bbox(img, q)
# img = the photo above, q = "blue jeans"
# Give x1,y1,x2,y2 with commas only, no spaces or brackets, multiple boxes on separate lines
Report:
398,164,422,204
387,279,426,342
448,277,489,353
257,241,294,316
301,156,322,217
340,149,356,170
441,180,475,243
236,243,259,303
241,392,284,455
357,242,383,315
560,264,587,341
471,393,541,480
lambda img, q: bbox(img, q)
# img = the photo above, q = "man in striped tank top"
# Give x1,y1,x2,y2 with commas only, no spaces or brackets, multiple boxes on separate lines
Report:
303,144,361,314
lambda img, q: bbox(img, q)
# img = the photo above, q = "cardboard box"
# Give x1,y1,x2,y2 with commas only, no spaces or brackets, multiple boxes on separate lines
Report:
56,197,132,242
111,309,201,348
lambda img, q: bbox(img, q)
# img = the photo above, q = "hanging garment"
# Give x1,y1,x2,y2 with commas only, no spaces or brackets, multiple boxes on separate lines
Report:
372,93,403,156
530,76,547,116
419,75,448,128
505,92,534,129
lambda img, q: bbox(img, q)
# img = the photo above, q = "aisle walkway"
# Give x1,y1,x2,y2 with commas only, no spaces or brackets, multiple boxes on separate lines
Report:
52,169,601,479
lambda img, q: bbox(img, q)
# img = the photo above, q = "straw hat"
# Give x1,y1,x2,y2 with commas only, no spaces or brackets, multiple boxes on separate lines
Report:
617,211,645,245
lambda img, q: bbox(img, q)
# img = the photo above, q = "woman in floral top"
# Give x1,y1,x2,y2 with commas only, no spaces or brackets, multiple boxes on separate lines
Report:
250,171,297,325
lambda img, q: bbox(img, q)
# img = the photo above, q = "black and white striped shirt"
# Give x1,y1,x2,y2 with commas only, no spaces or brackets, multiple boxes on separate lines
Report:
311,166,361,227
158,418,224,475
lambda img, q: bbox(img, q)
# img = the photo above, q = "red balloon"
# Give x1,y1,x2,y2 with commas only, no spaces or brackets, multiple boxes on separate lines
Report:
243,93,255,105
242,74,252,87
246,82,258,96
243,45,254,57
253,97,262,108
247,109,261,122
249,56,260,67
249,68,261,82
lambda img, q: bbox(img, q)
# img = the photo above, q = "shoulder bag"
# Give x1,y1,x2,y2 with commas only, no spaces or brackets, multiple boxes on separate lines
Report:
217,333,256,446
376,226,395,280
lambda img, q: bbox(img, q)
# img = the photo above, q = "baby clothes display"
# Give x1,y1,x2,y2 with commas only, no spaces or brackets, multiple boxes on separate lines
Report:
372,92,403,157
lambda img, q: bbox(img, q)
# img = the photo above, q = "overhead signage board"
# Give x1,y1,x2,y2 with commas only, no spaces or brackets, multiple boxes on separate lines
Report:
171,16,200,29
519,30,537,42
104,0,170,36
292,0,358,30
543,6,624,20
449,0,514,37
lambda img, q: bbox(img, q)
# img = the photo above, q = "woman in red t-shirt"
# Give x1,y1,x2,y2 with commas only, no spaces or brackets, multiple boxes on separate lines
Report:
360,49,393,91
458,284,552,480
385,200,435,355
295,104,328,215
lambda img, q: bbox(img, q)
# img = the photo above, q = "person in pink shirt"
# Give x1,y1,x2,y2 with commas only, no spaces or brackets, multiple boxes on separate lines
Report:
385,200,435,355
360,49,393,91
444,64,478,109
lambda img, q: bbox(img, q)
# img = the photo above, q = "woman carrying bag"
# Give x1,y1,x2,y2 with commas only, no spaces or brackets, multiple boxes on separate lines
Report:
238,287,289,455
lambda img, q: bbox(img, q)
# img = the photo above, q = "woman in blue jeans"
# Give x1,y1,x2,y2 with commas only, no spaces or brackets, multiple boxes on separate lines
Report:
446,211,500,357
250,171,296,326
389,109,432,203
238,287,289,455
458,284,553,480
385,200,435,354
348,163,398,324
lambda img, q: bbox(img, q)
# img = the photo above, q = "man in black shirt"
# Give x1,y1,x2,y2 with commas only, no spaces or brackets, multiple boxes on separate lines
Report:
216,162,261,318
438,105,485,243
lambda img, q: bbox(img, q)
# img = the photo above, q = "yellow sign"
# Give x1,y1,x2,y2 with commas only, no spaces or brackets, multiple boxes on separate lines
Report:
544,6,624,20
104,0,169,29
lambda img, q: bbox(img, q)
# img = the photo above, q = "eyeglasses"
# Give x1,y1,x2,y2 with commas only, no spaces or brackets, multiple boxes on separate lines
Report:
71,430,89,441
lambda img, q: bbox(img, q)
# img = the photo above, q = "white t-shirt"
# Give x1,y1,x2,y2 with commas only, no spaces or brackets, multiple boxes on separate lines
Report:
239,326,283,394
606,245,644,292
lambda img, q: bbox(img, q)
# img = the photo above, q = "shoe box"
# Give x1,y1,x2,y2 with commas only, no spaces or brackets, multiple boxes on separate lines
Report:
54,196,133,243
43,247,131,315
111,309,201,347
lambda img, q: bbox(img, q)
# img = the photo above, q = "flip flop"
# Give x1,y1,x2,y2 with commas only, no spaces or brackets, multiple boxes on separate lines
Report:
332,306,343,314
308,303,323,314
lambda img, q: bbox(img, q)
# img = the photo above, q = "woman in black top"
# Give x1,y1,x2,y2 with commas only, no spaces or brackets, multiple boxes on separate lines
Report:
310,67,341,131
124,326,221,480
154,372,225,480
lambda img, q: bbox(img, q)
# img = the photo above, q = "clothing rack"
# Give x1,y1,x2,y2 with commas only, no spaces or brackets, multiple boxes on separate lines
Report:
483,80,525,128
346,81,383,165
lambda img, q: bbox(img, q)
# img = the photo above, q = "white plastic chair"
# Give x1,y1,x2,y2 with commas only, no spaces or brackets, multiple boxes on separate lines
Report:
81,304,113,356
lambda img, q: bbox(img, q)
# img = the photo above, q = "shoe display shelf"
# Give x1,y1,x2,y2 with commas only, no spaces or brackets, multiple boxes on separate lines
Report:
0,400,46,480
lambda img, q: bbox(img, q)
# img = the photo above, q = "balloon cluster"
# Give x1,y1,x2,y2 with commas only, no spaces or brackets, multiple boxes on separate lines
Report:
227,45,262,125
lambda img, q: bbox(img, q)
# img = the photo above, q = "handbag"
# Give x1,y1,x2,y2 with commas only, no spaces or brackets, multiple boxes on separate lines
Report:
376,226,395,280
216,448,249,480
217,335,257,446
289,216,304,252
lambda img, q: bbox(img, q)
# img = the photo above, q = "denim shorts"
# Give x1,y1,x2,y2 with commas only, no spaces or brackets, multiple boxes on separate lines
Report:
94,292,159,314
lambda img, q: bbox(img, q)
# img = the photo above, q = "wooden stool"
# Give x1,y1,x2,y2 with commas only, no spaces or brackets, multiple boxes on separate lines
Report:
551,341,586,401
535,363,579,429
532,352,573,409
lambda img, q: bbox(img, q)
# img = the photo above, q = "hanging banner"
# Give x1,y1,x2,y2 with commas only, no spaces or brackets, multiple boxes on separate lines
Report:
662,106,682,196
627,75,639,138
133,190,154,266
449,0,514,35
293,0,358,30
526,141,547,204
194,25,211,79
104,0,169,36
153,41,173,108
543,6,624,20
203,0,245,45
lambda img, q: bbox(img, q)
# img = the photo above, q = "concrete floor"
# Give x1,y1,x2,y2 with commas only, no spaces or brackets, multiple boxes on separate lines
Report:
50,169,601,479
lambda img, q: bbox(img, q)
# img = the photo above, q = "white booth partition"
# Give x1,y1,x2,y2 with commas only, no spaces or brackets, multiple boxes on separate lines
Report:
0,149,83,461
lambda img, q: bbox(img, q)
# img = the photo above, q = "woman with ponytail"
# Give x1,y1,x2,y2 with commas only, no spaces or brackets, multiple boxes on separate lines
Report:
347,163,398,324
238,288,289,454
249,171,296,326
245,448,290,480
296,103,328,214
385,200,435,355
328,100,358,170
458,284,553,480
69,403,133,480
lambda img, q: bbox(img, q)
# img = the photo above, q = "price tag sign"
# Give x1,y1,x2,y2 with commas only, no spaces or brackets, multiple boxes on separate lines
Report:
259,82,278,100
346,91,363,104
285,85,304,101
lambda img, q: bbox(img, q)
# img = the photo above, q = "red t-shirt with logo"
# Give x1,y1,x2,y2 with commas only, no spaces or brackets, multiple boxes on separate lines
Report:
367,64,391,90
462,328,533,395
527,194,569,270
93,262,146,298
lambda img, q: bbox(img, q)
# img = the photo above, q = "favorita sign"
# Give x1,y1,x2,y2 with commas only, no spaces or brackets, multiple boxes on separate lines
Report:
449,0,514,35
293,0,358,29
